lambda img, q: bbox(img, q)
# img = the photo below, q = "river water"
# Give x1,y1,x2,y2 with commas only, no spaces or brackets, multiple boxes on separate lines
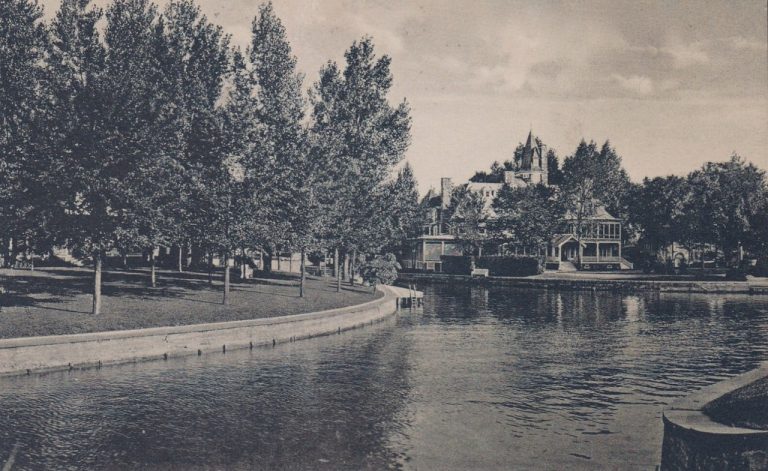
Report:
0,284,767,470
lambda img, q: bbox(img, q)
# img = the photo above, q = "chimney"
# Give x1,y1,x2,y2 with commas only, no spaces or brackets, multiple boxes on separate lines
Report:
440,177,452,208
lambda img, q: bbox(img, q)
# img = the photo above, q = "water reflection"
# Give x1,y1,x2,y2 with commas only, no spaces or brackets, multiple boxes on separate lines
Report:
0,285,766,470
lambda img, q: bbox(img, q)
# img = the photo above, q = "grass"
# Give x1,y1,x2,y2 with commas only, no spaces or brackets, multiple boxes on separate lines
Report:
0,267,379,340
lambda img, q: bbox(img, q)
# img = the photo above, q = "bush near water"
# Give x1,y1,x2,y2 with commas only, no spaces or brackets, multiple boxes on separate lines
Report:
441,255,542,277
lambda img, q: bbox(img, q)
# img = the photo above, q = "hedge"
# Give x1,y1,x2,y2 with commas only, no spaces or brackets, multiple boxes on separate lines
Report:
476,255,541,277
440,255,542,277
440,255,473,275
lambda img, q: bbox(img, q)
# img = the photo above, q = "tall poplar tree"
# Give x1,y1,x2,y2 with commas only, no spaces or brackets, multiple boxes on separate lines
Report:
162,0,229,273
0,0,47,266
310,37,411,292
249,1,312,296
44,0,114,314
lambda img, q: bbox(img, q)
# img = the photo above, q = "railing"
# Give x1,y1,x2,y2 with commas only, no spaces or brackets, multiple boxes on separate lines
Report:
620,257,634,269
580,256,622,263
405,261,442,272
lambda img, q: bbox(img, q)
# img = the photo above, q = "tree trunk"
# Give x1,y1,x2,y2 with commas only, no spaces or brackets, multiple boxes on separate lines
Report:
342,252,348,281
334,247,341,293
241,246,246,280
150,250,157,288
349,248,356,286
9,238,18,268
1,237,9,267
208,251,214,286
177,244,183,272
300,247,306,298
121,250,128,270
259,248,264,272
223,251,230,305
92,253,102,315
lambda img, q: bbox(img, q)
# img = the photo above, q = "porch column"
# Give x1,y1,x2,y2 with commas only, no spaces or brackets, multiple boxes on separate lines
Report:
596,242,600,262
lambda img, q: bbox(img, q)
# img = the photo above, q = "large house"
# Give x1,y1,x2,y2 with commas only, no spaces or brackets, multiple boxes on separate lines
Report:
401,131,631,271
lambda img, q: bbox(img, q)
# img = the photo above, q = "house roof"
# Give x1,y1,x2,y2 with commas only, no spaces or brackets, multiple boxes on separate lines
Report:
551,233,586,247
564,205,619,221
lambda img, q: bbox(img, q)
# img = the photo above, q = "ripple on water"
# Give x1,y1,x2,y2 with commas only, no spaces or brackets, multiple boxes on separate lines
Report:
0,286,766,470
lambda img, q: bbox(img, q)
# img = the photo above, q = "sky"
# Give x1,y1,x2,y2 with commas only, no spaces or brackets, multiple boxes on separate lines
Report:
39,0,768,193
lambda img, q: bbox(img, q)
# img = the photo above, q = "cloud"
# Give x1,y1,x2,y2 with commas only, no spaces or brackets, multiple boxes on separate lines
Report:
661,40,710,68
611,74,654,96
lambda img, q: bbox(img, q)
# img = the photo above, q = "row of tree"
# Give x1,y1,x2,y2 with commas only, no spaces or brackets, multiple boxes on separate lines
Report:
447,138,767,267
0,0,420,313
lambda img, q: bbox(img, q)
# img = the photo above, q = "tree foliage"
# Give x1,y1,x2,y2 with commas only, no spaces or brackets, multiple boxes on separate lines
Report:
491,184,564,252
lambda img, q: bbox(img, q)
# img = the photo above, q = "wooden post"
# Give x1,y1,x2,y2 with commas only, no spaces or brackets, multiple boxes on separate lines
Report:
92,252,102,315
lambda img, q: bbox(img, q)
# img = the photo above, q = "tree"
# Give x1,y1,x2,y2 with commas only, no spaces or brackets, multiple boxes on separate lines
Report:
361,253,400,292
629,176,690,259
445,184,489,255
310,37,411,292
0,0,47,266
248,1,314,296
560,139,632,264
382,163,420,249
491,183,564,255
43,0,115,314
546,149,564,186
162,0,230,275
683,155,767,265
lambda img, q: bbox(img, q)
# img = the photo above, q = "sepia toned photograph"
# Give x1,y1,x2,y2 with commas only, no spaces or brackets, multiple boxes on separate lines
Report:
0,0,767,469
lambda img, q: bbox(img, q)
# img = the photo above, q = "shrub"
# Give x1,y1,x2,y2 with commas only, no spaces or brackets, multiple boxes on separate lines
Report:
725,268,747,281
751,258,768,277
476,255,541,277
440,255,473,275
361,253,401,290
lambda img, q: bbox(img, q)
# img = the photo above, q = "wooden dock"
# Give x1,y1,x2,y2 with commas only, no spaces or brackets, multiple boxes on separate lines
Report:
389,284,424,308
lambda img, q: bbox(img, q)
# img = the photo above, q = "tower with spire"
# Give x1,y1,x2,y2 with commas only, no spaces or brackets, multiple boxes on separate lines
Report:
512,129,548,185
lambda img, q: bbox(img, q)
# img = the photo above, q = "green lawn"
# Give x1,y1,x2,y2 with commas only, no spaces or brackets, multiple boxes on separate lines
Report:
0,267,379,339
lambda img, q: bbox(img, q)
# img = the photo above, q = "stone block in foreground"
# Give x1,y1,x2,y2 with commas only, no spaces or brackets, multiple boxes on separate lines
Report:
661,364,768,470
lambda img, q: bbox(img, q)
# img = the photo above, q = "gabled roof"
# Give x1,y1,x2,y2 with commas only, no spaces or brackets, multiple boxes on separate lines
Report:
564,205,620,221
551,233,586,247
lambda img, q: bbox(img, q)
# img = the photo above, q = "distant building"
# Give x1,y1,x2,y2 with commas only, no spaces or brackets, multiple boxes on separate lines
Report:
402,130,631,271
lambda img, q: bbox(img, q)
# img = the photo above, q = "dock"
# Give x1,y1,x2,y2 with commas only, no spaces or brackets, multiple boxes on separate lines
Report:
389,284,424,308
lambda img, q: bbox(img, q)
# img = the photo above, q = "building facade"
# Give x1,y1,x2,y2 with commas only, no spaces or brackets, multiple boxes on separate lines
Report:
402,131,631,271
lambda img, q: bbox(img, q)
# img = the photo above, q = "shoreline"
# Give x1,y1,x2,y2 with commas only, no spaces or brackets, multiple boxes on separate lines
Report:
398,272,768,295
0,285,399,377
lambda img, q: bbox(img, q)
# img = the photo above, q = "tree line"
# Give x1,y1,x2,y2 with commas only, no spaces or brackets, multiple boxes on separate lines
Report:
0,0,420,313
449,138,767,269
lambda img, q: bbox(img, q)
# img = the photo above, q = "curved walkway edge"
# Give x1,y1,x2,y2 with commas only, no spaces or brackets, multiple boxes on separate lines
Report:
0,286,399,377
398,272,768,294
660,363,768,470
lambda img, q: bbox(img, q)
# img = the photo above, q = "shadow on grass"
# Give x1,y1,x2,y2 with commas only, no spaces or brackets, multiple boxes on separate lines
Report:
0,268,221,311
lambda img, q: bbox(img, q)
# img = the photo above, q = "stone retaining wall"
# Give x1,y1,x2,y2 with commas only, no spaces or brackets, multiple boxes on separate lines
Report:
398,272,764,294
661,364,768,470
0,286,399,376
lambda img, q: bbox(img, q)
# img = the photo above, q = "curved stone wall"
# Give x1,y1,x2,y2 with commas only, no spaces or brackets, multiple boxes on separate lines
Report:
0,286,399,376
661,364,768,470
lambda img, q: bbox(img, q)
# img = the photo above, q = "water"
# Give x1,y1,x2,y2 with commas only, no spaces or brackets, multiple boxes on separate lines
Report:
0,284,767,470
